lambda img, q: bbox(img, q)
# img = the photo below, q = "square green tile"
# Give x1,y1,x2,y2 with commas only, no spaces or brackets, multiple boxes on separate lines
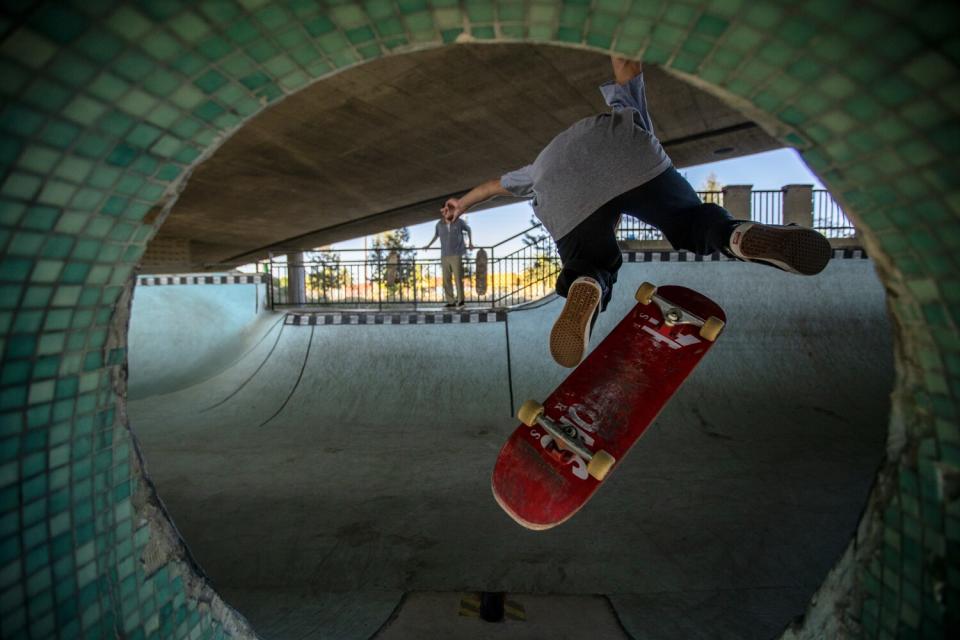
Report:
196,34,231,62
106,6,155,42
114,52,155,82
169,11,211,43
256,4,292,31
247,40,279,63
194,69,228,93
141,30,181,61
276,26,309,51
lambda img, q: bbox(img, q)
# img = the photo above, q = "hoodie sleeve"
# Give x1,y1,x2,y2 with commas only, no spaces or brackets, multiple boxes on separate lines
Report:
500,164,535,198
599,72,654,134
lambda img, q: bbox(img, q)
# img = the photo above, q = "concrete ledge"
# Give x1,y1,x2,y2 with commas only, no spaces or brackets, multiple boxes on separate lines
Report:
137,273,269,286
619,238,862,252
622,247,868,263
285,310,506,325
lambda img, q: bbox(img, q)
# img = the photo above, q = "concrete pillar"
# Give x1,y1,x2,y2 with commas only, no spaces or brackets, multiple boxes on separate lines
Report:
722,184,752,220
286,251,306,305
782,184,815,227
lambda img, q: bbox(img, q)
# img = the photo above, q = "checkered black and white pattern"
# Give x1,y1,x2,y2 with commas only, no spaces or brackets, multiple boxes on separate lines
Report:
285,310,506,326
624,247,868,263
136,274,270,286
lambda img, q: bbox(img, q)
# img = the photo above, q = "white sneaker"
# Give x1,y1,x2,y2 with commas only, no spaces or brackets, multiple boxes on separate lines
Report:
550,277,602,368
728,222,831,275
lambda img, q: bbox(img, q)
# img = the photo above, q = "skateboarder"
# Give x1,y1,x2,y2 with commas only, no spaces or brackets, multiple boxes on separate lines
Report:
441,56,830,367
425,213,474,308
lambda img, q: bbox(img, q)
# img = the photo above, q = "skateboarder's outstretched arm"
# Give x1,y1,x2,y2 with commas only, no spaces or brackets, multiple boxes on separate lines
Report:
441,178,512,221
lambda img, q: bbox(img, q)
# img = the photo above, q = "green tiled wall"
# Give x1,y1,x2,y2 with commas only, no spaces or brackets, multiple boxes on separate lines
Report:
0,1,957,638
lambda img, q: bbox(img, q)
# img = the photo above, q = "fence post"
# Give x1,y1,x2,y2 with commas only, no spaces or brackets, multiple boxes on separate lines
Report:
490,247,495,307
721,185,752,220
377,258,382,312
782,184,814,228
266,256,275,309
286,252,306,306
412,257,418,311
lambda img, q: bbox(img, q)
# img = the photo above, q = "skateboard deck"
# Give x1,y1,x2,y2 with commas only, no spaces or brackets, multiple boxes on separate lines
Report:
475,248,488,296
491,283,726,530
385,250,399,287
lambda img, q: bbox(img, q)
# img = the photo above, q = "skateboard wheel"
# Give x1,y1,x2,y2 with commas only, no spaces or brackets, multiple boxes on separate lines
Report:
587,450,615,481
635,282,656,305
517,399,545,427
699,316,725,342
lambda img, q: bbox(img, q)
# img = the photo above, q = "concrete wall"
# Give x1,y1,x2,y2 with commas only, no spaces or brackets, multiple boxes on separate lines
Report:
128,279,272,398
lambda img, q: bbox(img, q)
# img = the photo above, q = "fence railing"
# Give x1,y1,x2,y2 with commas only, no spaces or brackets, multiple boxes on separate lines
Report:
750,190,784,226
616,188,855,242
268,226,559,310
813,190,856,238
269,189,856,309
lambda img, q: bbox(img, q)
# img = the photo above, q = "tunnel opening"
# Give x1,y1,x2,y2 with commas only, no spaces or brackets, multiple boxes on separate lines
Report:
125,44,895,638
1,4,955,640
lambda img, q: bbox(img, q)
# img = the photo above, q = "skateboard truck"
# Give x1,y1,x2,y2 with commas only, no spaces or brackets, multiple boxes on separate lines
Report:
635,282,725,341
517,400,616,481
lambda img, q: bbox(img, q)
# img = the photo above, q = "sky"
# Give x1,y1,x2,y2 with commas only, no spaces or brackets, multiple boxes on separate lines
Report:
323,147,826,258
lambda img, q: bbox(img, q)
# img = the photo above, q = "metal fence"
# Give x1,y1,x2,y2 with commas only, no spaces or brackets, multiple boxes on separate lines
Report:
616,188,855,241
813,190,856,238
268,188,857,309
617,190,723,240
268,226,559,310
750,190,783,226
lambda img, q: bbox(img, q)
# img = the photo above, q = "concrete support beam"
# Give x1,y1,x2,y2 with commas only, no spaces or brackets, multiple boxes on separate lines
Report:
287,252,306,306
722,185,753,220
783,184,814,227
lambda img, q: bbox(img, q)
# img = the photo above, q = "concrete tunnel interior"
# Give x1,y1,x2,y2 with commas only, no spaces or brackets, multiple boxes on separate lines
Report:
0,2,958,640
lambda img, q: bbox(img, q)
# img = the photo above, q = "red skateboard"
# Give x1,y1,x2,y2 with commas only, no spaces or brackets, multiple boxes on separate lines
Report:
492,282,726,530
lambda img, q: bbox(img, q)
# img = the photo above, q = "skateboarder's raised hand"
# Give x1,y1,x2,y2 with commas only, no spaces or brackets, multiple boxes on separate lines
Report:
610,56,642,84
441,178,510,222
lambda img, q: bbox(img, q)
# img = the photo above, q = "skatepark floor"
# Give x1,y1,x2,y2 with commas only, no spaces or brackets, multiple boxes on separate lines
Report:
127,257,893,639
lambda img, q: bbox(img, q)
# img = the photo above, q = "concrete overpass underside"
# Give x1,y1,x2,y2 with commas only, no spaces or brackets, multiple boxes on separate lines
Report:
147,43,781,271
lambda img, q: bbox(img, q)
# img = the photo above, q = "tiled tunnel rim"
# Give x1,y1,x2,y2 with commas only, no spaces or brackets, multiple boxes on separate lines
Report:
0,1,957,640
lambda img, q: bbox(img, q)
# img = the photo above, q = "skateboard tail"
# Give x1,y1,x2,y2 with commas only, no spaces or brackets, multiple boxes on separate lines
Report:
490,480,560,531
491,436,599,530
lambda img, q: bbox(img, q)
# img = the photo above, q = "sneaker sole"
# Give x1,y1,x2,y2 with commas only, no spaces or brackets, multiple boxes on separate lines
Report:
737,224,831,275
550,280,601,368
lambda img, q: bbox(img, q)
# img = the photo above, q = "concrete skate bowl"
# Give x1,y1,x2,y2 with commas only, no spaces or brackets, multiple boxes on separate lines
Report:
125,256,893,639
1,2,957,640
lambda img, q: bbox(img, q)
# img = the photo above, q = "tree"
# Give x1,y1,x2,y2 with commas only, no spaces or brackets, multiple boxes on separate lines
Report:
522,253,560,289
368,228,417,293
305,248,345,302
700,172,723,204
522,214,549,247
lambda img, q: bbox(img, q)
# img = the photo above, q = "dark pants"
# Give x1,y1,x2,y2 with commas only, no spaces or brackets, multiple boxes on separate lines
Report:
555,166,739,311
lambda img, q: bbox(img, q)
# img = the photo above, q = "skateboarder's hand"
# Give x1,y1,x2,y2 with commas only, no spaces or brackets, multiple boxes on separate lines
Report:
442,198,464,221
611,56,642,84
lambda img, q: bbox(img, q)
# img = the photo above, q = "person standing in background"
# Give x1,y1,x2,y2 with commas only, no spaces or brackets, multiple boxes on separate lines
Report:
425,212,474,308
